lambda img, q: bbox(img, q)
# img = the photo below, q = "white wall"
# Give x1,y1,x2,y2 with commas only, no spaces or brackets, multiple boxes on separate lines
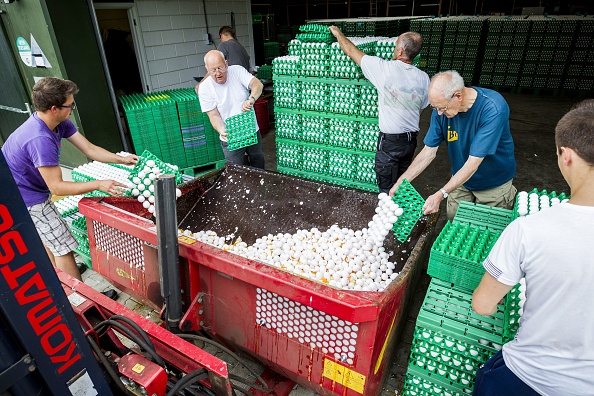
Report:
134,0,254,91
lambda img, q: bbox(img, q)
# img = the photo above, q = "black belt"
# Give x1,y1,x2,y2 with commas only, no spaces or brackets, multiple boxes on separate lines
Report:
380,131,418,142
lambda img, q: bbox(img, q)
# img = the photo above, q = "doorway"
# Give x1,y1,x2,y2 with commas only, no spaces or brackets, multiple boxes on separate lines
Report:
92,3,149,96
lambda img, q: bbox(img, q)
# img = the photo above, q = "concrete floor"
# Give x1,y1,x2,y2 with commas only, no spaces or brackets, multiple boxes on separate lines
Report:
82,91,583,395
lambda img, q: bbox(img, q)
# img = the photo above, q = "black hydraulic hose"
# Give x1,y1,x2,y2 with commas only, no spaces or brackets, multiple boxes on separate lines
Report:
167,380,211,396
93,320,166,368
190,384,217,396
86,334,132,395
230,383,243,396
177,334,269,391
166,369,208,396
109,315,156,353
229,374,269,393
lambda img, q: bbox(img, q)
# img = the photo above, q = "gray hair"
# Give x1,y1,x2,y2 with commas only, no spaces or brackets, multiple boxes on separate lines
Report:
431,70,465,99
395,32,423,61
204,50,226,66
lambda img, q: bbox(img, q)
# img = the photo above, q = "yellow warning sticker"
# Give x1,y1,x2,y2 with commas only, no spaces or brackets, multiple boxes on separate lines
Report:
132,363,145,374
323,359,366,394
178,235,197,244
116,267,136,281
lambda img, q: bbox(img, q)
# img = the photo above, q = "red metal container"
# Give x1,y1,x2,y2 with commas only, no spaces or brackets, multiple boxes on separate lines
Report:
79,167,437,395
254,98,270,134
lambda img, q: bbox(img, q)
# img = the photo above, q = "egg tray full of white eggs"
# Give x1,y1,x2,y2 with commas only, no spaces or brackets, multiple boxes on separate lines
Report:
179,192,407,292
512,188,569,219
71,161,134,198
128,153,183,215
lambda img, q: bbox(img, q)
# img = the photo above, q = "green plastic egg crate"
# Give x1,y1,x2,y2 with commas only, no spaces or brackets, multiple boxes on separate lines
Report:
128,150,183,185
224,108,258,151
391,179,425,243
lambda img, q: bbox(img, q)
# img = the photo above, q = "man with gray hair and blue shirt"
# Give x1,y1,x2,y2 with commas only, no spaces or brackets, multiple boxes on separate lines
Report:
389,70,517,219
197,50,265,168
329,26,430,193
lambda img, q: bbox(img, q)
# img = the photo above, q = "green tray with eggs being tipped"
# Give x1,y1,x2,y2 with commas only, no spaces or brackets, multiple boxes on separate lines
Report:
391,179,425,243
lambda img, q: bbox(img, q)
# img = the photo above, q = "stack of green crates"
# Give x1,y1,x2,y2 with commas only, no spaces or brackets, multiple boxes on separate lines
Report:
120,94,163,159
263,41,280,62
121,89,225,172
167,89,224,166
257,64,273,80
144,93,187,168
403,278,506,396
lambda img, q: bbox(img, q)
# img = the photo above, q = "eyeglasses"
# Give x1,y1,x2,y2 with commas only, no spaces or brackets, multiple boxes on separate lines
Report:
430,96,454,113
58,102,76,110
208,66,227,74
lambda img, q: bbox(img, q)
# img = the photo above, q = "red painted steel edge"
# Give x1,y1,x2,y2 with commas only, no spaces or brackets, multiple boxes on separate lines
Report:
57,270,233,395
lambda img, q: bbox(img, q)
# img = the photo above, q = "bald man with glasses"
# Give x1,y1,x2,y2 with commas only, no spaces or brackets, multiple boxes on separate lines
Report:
389,70,517,220
197,50,265,169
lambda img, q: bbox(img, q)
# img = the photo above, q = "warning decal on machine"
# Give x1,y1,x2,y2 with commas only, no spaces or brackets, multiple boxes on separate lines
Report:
323,358,366,394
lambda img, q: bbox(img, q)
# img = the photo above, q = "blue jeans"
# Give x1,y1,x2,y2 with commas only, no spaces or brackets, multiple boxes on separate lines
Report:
220,131,265,169
473,350,539,396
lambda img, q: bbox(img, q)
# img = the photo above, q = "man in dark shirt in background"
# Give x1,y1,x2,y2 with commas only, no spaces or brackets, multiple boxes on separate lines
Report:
218,26,251,71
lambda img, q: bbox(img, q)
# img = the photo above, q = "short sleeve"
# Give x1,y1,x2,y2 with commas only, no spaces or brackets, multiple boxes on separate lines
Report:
423,111,446,148
198,80,217,112
236,66,256,88
483,219,526,286
469,103,509,157
360,55,382,87
61,120,78,139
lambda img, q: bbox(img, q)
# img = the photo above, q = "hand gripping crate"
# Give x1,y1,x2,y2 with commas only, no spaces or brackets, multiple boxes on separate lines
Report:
79,165,439,396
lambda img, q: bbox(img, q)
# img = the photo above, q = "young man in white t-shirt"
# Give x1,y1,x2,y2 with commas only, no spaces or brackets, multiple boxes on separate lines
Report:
472,100,594,395
197,50,265,168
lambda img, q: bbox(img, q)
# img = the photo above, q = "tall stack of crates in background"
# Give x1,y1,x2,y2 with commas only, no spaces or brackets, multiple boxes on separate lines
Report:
411,15,594,95
403,202,514,396
275,23,413,192
121,89,225,176
564,16,594,92
410,18,444,76
306,16,418,38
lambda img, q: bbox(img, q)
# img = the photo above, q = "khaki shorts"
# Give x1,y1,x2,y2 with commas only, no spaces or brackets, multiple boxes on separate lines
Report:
446,179,517,220
27,198,78,256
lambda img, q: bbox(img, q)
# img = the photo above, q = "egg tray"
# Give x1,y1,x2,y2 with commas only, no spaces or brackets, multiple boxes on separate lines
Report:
412,326,495,365
403,366,468,396
427,222,501,289
503,283,522,342
418,279,506,348
55,196,83,217
511,188,569,220
452,201,513,233
407,352,478,394
225,109,258,151
128,150,183,185
391,179,425,243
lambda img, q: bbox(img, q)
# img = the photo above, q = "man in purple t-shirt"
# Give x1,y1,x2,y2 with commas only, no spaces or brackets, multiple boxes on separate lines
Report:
1,78,137,292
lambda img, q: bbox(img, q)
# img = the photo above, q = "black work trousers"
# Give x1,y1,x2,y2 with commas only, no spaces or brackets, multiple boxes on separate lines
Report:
374,132,418,193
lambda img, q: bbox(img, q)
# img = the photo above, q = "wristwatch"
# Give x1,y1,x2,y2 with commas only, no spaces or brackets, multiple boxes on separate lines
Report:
439,188,449,199
249,95,257,103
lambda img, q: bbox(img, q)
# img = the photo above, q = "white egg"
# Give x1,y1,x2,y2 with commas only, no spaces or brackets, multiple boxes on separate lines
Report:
132,188,140,196
146,159,155,167
132,177,141,184
148,205,155,213
149,185,154,193
137,183,145,191
143,190,151,197
137,195,145,203
142,201,150,209
176,188,182,198
148,196,155,203
138,171,146,179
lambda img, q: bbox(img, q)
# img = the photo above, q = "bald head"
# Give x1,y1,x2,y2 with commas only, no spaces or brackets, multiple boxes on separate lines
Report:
204,50,228,84
204,50,226,68
395,32,423,61
429,70,465,101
